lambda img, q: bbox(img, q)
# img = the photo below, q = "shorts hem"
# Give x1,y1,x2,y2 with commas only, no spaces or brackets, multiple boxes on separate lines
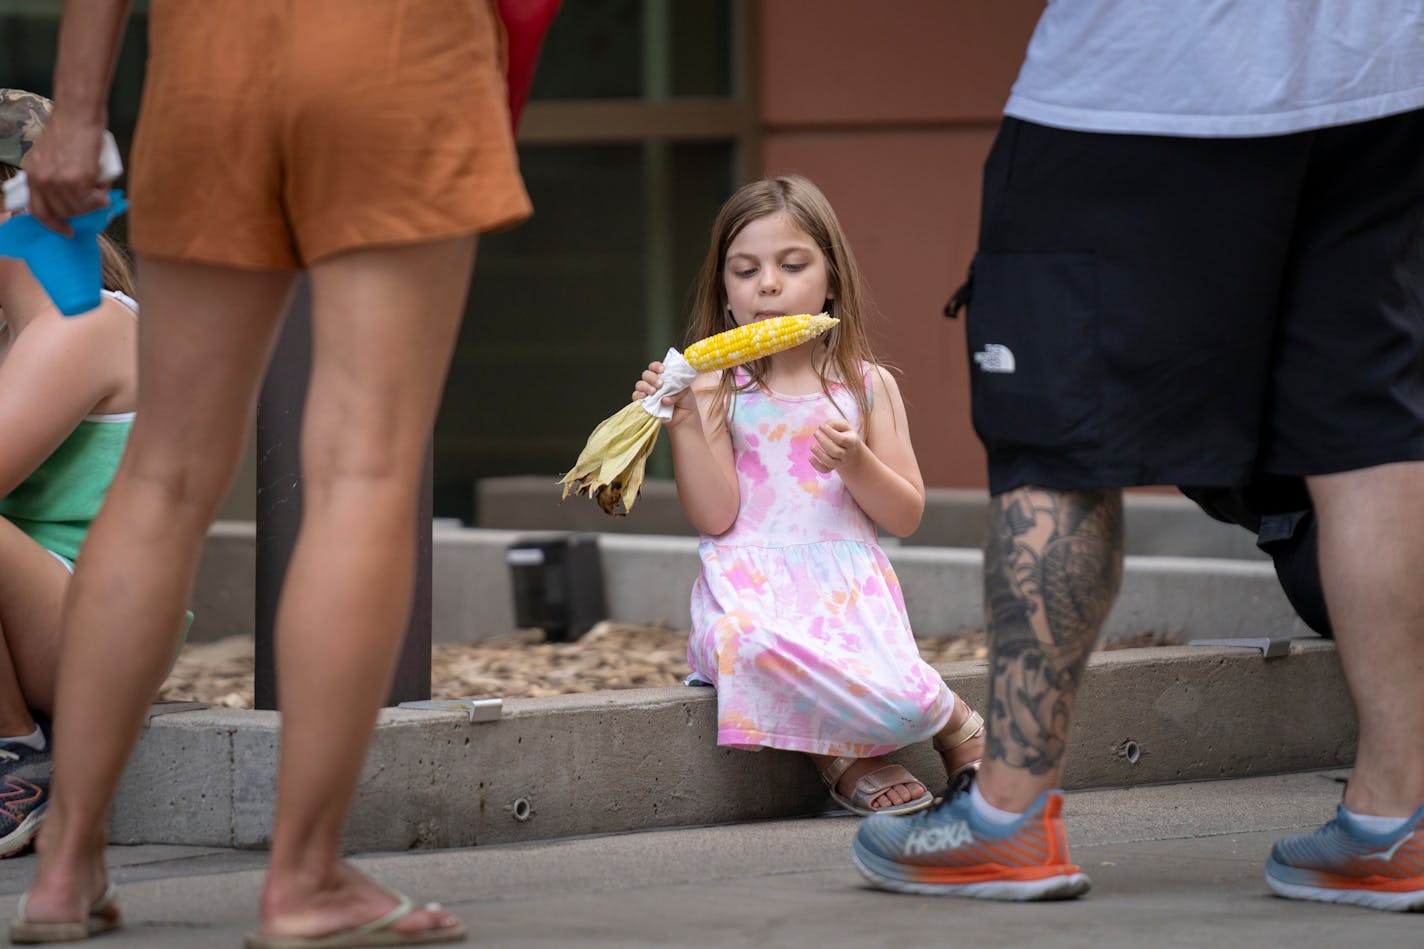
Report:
301,202,533,265
987,457,1254,494
1263,440,1424,478
990,440,1424,493
132,201,533,271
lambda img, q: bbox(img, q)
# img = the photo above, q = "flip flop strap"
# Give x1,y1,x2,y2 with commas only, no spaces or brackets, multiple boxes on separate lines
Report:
344,892,415,940
14,883,117,925
89,883,117,914
286,892,417,947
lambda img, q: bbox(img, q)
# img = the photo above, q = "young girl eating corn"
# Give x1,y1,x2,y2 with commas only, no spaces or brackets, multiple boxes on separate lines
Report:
633,174,984,815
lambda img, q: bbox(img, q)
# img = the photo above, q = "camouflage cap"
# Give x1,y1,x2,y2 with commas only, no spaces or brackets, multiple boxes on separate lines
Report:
0,89,53,170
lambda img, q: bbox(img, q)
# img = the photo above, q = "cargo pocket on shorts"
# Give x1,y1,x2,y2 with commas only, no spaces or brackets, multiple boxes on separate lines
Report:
965,250,1101,452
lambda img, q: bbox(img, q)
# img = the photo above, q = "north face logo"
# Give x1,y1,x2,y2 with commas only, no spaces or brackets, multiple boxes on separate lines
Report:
973,343,1016,373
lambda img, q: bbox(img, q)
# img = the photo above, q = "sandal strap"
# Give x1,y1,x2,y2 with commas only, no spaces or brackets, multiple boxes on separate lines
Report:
850,763,920,799
818,755,857,787
936,707,984,751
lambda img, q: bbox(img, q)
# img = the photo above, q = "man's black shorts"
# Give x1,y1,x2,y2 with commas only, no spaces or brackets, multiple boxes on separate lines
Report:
960,110,1424,495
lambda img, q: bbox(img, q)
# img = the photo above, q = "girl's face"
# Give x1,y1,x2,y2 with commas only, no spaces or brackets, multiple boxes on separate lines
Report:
722,211,832,328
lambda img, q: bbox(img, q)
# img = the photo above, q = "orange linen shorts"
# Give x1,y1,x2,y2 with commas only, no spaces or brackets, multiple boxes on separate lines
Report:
129,0,532,269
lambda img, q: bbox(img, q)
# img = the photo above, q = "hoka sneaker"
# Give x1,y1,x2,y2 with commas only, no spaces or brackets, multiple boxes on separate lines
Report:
0,742,50,859
852,780,1090,901
1266,802,1424,911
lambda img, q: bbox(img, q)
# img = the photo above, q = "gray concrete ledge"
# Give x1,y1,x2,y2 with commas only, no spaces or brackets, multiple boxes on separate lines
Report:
478,477,1268,560
192,523,1309,646
113,640,1352,852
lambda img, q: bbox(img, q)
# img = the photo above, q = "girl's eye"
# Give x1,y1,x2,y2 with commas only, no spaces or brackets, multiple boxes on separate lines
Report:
783,263,806,272
734,268,757,278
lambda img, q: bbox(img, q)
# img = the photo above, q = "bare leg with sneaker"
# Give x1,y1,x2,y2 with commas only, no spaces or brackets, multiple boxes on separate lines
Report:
1263,464,1424,911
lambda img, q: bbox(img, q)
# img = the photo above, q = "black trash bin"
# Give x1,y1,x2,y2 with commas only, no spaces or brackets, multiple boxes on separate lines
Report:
506,533,607,641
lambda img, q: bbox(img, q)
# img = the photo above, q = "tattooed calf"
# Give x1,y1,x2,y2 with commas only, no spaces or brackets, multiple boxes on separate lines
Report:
983,488,1123,774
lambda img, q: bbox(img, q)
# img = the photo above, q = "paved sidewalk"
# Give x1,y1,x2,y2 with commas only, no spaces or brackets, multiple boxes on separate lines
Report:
1,769,1416,947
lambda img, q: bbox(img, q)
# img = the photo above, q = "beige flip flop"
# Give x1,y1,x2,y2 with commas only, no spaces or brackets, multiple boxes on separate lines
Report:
9,882,122,944
243,891,466,949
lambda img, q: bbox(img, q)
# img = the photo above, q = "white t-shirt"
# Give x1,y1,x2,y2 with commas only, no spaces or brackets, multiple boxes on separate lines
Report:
1005,0,1424,137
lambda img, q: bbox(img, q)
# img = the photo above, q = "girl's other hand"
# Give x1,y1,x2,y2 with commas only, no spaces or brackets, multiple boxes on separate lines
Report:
810,417,863,473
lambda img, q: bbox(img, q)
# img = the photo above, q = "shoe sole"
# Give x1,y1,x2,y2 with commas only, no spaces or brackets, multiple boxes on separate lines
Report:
852,845,1091,901
1265,859,1424,912
0,803,46,860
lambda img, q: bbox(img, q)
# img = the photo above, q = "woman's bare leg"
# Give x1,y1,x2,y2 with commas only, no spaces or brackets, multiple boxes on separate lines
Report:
254,236,475,940
22,258,294,924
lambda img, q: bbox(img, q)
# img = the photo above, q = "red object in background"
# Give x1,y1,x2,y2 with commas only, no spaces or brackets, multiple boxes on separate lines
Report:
499,0,560,131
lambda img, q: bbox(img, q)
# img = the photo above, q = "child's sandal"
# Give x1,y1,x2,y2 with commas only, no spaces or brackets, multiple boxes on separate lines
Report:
934,702,985,793
818,756,935,817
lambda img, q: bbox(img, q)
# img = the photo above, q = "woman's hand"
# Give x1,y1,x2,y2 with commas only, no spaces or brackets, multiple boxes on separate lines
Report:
22,108,111,236
632,361,698,426
810,417,864,473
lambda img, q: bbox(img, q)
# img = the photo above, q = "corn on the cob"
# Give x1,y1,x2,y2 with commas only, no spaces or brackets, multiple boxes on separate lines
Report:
559,312,838,515
684,312,837,371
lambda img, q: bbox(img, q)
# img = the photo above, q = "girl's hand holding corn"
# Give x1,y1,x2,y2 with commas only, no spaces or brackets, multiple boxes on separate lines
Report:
562,312,838,515
632,361,699,427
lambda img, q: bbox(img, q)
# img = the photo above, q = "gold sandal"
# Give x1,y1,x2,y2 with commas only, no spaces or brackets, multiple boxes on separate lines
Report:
818,756,935,817
934,700,985,792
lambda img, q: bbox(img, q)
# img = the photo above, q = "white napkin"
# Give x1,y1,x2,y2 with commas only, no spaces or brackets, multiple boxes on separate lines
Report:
639,347,698,421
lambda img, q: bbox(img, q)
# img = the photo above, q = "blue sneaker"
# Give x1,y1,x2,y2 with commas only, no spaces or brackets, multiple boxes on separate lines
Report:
1266,802,1424,912
852,779,1090,901
0,741,50,859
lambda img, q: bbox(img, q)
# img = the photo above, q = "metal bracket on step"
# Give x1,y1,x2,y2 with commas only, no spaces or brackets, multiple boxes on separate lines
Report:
397,697,503,723
146,701,211,720
1186,637,1293,658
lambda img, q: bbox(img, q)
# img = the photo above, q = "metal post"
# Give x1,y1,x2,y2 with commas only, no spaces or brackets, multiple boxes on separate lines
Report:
254,277,432,709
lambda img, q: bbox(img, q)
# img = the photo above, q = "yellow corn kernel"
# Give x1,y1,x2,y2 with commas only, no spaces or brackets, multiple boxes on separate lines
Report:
683,312,837,371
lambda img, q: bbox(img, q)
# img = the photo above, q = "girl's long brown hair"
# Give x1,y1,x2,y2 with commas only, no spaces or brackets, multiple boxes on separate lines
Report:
97,232,136,298
686,174,884,431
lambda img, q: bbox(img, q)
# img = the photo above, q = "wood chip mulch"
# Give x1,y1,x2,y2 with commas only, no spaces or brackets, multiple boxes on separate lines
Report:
158,622,1169,710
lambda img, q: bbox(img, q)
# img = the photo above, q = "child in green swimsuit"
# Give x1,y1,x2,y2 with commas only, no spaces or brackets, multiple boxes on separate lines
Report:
0,88,139,859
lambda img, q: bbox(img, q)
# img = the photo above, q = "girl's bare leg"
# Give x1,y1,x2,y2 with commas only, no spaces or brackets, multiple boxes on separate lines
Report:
22,259,294,924
254,236,475,940
0,522,71,731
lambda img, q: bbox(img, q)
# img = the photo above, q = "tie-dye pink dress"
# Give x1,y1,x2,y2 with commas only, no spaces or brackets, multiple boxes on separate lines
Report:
687,368,956,757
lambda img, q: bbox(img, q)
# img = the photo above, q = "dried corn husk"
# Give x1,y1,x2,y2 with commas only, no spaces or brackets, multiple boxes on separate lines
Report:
559,313,837,515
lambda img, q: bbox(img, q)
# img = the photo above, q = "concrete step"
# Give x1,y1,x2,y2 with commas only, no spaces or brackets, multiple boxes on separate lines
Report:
192,523,1310,647
477,476,1269,560
113,639,1351,852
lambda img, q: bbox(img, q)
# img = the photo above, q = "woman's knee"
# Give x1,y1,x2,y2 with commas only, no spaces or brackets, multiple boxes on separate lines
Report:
119,433,244,519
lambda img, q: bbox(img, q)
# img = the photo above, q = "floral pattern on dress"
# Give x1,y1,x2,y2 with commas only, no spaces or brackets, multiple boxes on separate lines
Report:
687,369,956,756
